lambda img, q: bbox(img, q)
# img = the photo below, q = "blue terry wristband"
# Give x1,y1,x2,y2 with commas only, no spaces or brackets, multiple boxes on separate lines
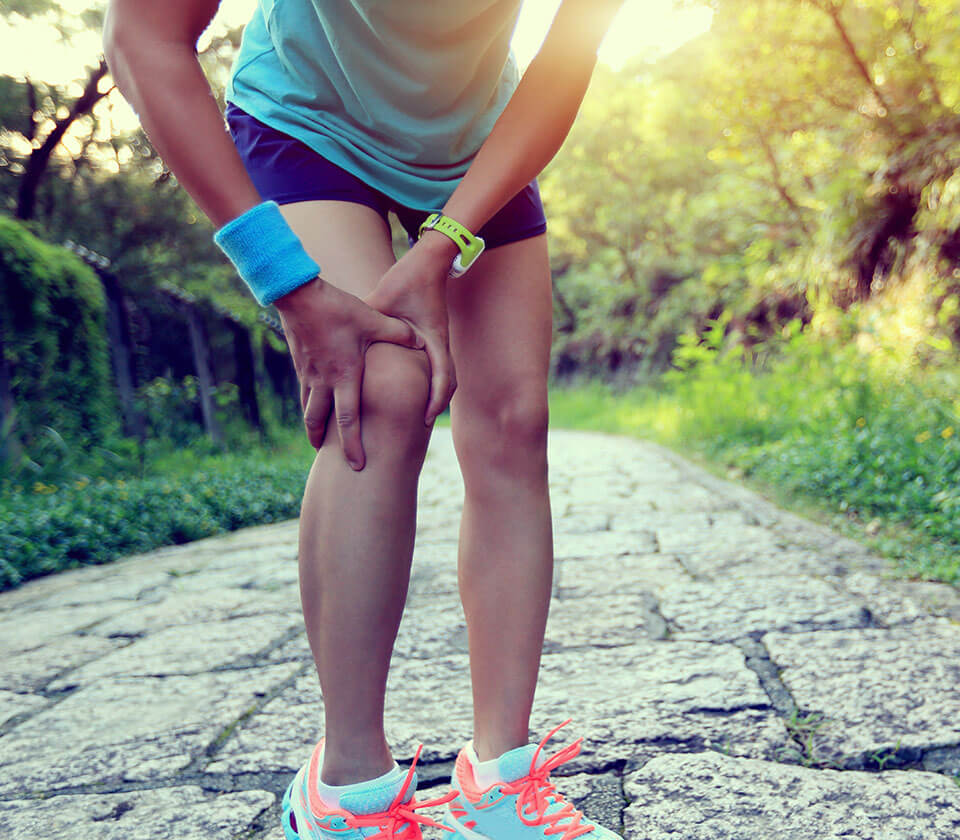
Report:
212,200,321,306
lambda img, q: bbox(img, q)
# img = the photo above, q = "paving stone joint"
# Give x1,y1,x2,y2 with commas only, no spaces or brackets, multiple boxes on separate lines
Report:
1,429,958,839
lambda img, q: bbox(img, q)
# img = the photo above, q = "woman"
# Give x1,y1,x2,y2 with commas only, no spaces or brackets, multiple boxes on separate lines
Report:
102,2,627,839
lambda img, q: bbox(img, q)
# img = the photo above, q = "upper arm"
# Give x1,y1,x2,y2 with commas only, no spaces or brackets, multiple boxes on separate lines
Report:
103,0,221,51
539,0,625,61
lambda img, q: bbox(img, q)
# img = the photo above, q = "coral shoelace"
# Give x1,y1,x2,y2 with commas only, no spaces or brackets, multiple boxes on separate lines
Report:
343,744,457,840
498,719,596,840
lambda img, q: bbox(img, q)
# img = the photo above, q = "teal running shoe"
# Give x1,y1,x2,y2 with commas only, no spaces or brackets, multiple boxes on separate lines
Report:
444,720,624,840
282,738,457,840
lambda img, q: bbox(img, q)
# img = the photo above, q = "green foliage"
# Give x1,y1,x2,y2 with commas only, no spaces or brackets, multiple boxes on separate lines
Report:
0,214,116,473
0,431,313,591
548,302,960,584
542,0,960,377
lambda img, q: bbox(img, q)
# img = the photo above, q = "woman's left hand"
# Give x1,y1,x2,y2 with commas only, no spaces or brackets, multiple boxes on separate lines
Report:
363,231,460,425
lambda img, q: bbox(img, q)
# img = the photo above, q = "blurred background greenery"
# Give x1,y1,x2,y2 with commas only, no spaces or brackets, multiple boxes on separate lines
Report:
0,0,957,589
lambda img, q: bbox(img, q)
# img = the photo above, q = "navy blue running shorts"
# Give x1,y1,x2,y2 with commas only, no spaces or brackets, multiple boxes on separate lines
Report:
224,102,548,250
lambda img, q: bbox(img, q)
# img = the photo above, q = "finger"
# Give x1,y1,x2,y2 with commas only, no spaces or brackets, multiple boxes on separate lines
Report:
302,386,332,451
333,372,365,470
369,310,425,351
422,334,453,425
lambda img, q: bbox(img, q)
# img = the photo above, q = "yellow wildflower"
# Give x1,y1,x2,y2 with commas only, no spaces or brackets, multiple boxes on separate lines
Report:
915,431,931,444
942,427,955,439
856,417,866,428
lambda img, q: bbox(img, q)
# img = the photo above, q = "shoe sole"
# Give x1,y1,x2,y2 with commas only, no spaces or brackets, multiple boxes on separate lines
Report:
282,776,303,840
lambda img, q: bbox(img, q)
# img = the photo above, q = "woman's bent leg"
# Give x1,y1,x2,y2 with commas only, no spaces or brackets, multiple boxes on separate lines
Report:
446,233,554,761
279,201,433,785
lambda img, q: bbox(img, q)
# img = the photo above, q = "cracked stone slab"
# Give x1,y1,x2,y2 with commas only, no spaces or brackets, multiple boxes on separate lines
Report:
21,569,177,610
384,644,788,770
624,751,960,839
209,643,787,778
764,621,960,766
0,690,49,728
554,531,659,560
0,564,114,613
682,547,852,580
654,521,785,561
407,541,459,598
0,602,135,658
837,571,960,626
394,588,660,660
0,664,298,795
553,554,690,598
607,483,739,517
90,586,300,638
0,785,275,840
544,591,662,648
49,613,301,689
152,557,300,594
0,634,124,692
554,507,614,534
657,577,869,641
205,668,323,776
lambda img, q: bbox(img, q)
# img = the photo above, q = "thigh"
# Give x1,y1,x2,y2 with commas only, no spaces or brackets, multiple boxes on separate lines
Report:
446,232,553,415
278,200,433,449
277,200,395,298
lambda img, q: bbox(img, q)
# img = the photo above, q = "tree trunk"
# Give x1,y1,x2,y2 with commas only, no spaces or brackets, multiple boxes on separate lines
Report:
263,336,299,424
100,272,144,438
185,305,223,444
0,318,21,469
230,322,261,430
16,58,112,221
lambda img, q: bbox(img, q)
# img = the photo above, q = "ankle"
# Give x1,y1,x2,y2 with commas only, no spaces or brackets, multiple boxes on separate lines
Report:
472,733,529,763
321,737,395,785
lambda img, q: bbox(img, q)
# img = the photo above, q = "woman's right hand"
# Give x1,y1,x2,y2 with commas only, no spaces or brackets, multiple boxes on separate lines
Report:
274,277,424,470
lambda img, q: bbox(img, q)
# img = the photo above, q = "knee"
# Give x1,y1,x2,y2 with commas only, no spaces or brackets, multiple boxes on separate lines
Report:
360,342,432,458
457,381,549,476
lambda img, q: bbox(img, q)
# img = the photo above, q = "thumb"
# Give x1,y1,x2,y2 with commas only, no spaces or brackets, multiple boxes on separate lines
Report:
371,310,425,350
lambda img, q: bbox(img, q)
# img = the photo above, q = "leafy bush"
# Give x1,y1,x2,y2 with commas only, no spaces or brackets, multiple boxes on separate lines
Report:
548,303,960,584
0,214,115,474
0,445,310,591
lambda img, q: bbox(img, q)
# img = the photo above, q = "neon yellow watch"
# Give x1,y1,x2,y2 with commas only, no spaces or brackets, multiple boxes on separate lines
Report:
418,213,485,278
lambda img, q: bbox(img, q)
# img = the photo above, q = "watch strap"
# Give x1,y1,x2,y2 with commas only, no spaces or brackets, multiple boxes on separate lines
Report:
418,213,485,277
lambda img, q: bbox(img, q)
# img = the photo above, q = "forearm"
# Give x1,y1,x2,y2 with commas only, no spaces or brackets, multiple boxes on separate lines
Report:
441,52,594,233
441,0,623,234
103,37,261,228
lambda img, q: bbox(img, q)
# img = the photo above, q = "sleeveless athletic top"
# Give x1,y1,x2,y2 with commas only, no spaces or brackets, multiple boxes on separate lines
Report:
225,0,525,210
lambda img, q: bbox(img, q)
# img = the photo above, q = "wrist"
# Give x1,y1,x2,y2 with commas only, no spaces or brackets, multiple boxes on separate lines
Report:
212,199,321,306
273,273,325,314
417,229,460,263
417,212,486,277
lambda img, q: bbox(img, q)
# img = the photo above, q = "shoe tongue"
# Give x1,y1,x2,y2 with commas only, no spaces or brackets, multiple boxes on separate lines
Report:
339,766,414,816
496,744,544,783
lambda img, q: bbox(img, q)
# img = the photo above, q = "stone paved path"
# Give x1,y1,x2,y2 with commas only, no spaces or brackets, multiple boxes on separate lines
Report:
2,428,960,839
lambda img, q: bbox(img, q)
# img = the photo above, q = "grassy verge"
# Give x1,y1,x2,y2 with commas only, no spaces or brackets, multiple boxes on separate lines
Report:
546,318,960,586
0,427,316,591
4,309,957,590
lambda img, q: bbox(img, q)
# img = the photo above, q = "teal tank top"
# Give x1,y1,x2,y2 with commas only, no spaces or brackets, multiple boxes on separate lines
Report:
225,0,524,211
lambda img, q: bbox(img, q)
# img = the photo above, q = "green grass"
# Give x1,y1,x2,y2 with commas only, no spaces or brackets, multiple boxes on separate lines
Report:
545,316,960,586
4,309,958,591
0,426,315,591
